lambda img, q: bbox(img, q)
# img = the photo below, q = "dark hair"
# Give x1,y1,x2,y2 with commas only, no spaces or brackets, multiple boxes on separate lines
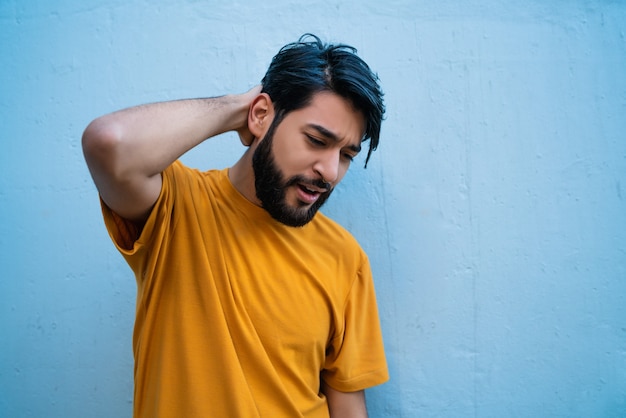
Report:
261,34,384,167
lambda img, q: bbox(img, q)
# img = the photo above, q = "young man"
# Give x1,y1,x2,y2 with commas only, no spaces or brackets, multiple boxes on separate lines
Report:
83,34,388,418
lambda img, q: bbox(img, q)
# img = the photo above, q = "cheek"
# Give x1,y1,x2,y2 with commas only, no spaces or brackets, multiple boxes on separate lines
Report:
336,163,350,183
272,140,311,172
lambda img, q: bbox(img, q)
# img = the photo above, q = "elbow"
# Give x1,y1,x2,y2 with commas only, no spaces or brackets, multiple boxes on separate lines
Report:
82,117,121,162
81,116,127,177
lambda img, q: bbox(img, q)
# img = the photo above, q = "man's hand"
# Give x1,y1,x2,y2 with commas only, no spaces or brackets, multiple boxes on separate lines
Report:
236,85,263,146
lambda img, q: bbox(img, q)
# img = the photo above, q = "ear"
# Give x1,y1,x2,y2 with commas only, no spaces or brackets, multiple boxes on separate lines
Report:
248,93,274,141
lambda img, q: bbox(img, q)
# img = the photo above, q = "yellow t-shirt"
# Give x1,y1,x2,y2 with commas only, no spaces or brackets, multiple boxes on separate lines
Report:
102,161,388,417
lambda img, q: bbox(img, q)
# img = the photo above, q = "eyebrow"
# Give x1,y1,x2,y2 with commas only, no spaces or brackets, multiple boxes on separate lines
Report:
306,123,362,154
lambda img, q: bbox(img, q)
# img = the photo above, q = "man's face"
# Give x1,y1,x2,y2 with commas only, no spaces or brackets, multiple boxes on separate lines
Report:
252,92,366,227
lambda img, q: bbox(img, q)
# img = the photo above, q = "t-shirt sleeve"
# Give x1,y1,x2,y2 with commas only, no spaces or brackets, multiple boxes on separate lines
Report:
100,161,184,276
322,254,389,392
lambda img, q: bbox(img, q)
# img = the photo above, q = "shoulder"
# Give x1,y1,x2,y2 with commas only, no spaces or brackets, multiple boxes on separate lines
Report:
164,160,222,182
311,212,361,245
305,212,368,267
162,161,227,196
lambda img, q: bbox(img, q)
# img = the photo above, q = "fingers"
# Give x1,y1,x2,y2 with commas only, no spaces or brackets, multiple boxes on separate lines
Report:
235,85,264,147
238,129,254,147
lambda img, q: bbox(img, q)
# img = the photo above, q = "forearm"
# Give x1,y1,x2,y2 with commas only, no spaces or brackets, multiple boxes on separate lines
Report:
322,382,369,418
83,94,249,179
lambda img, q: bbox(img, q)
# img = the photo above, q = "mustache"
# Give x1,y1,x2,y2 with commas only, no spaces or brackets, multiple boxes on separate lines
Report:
285,176,331,192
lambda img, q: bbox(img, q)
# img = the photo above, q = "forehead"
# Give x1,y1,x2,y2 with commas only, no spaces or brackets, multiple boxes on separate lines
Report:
283,92,366,143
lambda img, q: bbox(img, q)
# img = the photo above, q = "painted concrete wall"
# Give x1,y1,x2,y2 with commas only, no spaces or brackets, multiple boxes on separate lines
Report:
1,1,625,417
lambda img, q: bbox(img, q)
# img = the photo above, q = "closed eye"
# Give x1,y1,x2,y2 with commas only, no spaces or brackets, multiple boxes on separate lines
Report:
342,145,361,162
306,134,325,147
342,152,356,162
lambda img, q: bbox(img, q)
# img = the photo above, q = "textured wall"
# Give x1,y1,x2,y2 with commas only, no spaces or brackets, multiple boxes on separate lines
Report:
1,1,625,417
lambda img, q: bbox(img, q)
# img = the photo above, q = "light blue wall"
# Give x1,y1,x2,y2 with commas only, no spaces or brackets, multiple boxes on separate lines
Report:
1,1,625,417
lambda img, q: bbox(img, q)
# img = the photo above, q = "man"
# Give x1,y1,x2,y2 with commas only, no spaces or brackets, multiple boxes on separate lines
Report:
82,34,388,417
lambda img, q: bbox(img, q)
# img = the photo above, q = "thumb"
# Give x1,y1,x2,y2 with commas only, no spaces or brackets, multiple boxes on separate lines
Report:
237,127,255,147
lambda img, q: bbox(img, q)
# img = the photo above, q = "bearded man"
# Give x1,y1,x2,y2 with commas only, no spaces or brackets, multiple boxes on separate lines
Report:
82,34,388,418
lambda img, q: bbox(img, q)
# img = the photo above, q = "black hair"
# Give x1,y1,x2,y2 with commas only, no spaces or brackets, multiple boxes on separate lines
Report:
261,34,384,167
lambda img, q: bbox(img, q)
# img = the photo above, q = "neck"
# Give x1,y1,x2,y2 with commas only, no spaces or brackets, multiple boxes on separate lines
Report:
228,146,262,206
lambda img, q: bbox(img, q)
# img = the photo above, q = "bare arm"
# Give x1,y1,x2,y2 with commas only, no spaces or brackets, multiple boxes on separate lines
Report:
81,87,260,221
322,382,369,418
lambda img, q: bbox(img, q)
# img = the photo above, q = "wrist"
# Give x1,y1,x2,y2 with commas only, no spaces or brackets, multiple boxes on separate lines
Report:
212,93,250,134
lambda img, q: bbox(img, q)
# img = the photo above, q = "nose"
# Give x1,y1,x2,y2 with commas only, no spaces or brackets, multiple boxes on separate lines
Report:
313,150,340,184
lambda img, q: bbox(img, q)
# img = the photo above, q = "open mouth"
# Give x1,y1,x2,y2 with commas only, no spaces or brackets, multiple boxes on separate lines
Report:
296,183,326,204
300,184,320,195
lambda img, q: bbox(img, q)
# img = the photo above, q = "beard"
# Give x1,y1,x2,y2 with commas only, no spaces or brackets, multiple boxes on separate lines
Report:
252,121,333,227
